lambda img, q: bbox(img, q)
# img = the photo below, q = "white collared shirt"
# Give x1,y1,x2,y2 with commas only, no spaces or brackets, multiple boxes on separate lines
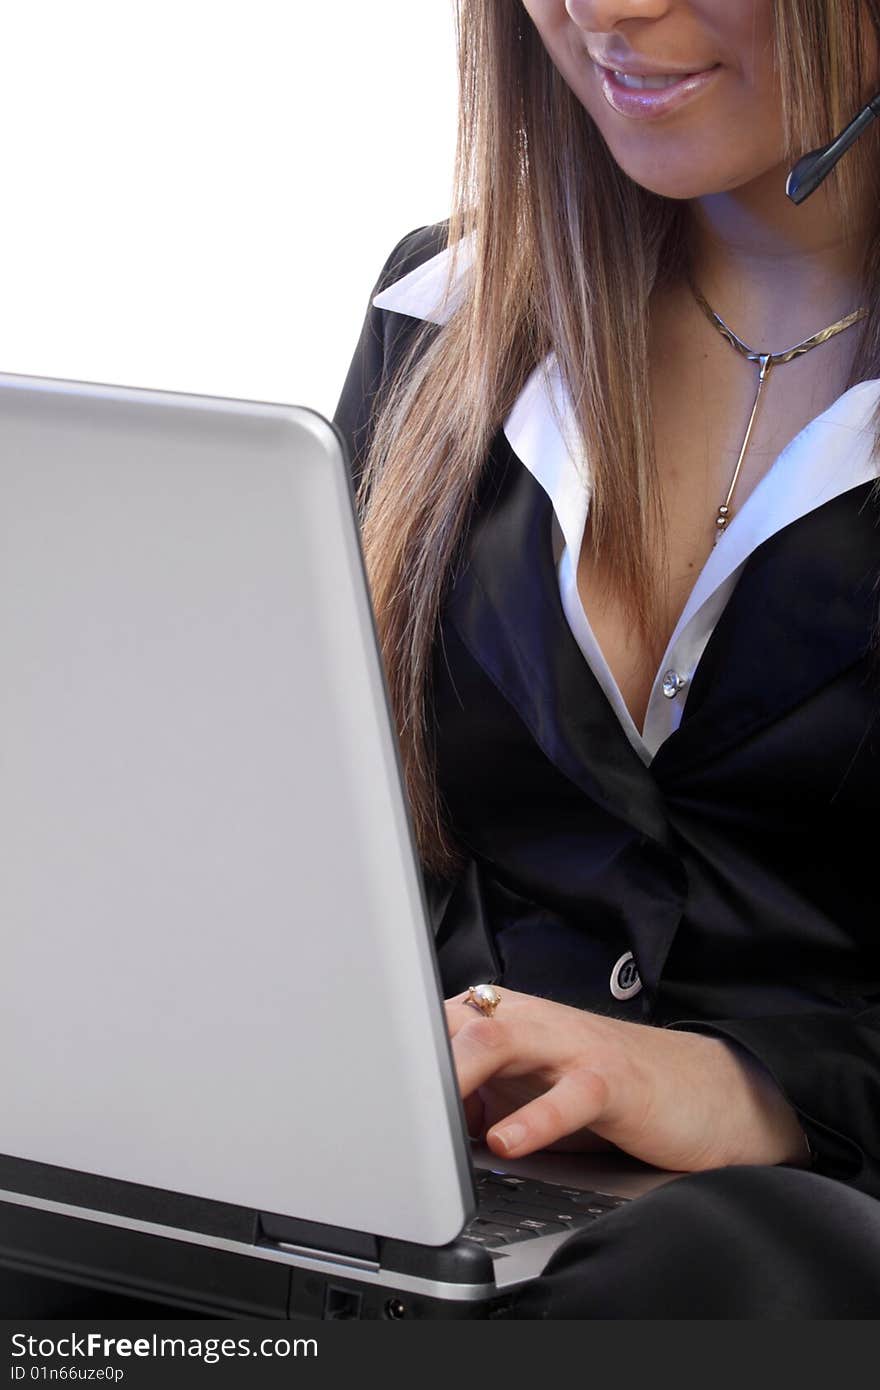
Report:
373,236,880,766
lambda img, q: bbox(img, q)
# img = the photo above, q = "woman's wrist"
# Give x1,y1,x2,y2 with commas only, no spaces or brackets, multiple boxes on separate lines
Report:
714,1036,812,1168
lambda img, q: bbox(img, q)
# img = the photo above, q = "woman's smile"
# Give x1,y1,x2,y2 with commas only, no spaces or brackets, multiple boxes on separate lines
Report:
592,58,723,119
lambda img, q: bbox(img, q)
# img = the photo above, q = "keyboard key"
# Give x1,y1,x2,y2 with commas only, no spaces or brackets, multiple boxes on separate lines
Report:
516,1217,568,1234
479,1175,527,1193
568,1194,628,1211
466,1225,518,1245
483,1199,577,1223
489,1192,571,1216
464,1221,535,1247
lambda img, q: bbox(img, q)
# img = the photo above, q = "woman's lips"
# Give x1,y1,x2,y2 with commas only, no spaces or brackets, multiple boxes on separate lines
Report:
594,61,722,120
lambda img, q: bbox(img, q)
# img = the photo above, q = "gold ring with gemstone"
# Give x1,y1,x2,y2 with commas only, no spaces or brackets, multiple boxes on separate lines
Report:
464,984,502,1017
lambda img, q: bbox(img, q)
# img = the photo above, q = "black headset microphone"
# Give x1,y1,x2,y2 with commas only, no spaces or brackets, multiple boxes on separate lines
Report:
786,90,880,202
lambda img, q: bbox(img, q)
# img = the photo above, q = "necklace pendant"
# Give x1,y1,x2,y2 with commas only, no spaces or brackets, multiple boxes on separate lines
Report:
713,504,730,545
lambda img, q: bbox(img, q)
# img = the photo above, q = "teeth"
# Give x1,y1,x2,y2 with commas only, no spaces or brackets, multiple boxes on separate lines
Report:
614,71,687,90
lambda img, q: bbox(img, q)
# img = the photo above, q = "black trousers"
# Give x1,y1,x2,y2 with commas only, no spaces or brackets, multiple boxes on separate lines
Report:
513,1165,880,1319
2,1166,879,1319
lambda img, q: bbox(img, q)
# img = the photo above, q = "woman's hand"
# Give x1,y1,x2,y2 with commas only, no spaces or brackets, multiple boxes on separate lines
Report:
445,987,812,1173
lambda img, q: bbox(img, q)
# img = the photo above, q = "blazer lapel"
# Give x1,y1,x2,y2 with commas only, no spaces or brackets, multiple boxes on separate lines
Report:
652,480,880,779
445,436,675,849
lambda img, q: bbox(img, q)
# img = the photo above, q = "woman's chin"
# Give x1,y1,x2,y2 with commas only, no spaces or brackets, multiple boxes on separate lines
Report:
605,150,756,203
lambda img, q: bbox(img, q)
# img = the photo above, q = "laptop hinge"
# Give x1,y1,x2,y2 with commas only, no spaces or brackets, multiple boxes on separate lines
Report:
257,1212,379,1267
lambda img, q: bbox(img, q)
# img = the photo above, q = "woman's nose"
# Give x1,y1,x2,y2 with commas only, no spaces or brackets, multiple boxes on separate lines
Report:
565,0,673,29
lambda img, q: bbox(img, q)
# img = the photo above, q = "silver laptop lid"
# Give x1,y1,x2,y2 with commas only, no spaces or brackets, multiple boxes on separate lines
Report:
0,372,473,1247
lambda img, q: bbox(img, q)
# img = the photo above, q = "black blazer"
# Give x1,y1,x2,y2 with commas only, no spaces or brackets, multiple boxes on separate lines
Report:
334,224,880,1199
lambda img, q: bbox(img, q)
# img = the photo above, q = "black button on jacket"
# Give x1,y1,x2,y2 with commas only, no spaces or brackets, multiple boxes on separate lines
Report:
334,224,880,1198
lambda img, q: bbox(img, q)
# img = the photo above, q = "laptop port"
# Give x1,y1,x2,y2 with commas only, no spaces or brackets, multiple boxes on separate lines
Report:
324,1285,363,1320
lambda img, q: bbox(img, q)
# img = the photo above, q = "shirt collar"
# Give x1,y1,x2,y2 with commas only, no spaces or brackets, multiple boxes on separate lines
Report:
372,233,476,325
372,236,589,557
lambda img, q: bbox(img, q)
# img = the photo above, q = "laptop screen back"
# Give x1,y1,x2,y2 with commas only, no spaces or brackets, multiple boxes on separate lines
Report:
0,373,472,1247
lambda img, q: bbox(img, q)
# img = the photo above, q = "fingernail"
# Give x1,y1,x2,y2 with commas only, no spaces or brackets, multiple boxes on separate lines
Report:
493,1123,526,1153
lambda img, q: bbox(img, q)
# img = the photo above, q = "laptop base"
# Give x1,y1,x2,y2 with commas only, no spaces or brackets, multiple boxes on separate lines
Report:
0,1197,516,1320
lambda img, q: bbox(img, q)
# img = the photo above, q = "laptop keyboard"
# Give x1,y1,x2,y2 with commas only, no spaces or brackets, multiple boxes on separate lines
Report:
464,1169,630,1250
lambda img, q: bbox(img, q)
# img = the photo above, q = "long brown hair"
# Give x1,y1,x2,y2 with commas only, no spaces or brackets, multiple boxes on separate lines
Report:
358,0,880,879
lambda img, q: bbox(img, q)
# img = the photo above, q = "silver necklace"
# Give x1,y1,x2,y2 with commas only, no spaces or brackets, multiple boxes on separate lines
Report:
687,279,868,544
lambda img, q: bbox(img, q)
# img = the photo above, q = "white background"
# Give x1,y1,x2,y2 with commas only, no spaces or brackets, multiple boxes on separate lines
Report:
0,1,458,419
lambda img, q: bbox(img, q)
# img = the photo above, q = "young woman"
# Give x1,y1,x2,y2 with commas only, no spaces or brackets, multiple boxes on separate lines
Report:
334,0,880,1316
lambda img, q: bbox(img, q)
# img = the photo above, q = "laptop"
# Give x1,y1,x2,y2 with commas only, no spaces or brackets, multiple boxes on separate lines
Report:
0,370,678,1320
